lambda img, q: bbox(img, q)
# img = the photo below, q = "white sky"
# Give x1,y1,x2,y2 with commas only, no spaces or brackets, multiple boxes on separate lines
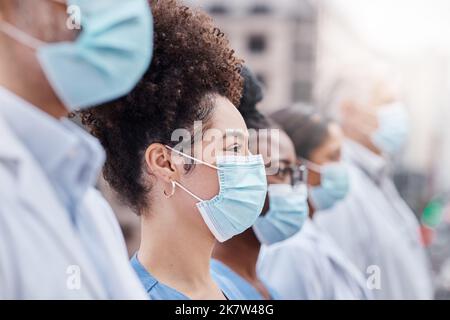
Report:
325,0,450,56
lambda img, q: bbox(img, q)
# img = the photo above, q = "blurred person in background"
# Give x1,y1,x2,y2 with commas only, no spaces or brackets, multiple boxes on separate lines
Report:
258,105,371,300
211,67,308,300
81,0,267,300
314,67,434,299
0,0,152,299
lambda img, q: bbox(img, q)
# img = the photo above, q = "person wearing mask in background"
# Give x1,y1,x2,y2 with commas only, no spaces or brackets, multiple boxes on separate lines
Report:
0,0,153,299
314,67,433,299
81,0,267,300
211,67,308,300
258,105,371,300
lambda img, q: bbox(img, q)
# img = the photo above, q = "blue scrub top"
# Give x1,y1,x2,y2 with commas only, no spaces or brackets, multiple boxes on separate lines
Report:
130,254,245,300
210,259,280,300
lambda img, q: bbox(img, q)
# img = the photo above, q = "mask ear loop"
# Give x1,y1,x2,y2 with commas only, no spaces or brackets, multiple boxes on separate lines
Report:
164,146,209,202
165,145,220,171
173,181,204,202
0,21,46,50
163,180,204,202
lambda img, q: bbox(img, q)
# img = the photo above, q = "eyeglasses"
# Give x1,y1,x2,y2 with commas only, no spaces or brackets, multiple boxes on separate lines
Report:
271,163,308,186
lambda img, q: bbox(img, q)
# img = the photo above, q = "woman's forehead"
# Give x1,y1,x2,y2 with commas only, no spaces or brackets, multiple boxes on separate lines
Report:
209,96,247,132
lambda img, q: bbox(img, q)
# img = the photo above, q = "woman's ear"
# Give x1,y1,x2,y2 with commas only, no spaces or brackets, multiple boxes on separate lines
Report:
144,144,179,183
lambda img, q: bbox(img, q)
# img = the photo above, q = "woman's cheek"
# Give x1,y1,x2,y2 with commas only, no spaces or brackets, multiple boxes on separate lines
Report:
184,165,220,200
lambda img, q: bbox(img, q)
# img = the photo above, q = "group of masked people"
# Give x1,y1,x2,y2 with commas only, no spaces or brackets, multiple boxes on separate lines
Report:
0,0,433,300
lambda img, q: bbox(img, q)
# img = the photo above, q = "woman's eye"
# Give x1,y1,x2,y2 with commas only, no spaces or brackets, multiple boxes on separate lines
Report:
227,144,241,153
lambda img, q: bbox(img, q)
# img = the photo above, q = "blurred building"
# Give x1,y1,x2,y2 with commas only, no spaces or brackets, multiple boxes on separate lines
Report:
185,0,318,113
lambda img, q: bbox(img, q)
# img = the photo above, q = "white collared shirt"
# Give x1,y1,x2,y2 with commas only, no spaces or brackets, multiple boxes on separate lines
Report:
0,87,147,299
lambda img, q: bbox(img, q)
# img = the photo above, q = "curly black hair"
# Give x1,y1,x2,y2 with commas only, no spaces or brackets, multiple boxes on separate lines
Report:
80,0,243,215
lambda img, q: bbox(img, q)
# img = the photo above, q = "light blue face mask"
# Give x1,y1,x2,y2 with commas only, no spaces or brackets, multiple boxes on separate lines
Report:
371,102,410,156
253,183,308,245
0,0,153,111
306,161,350,211
166,146,268,242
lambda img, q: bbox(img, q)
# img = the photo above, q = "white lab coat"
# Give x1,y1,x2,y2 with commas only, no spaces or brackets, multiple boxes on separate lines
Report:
315,140,434,299
257,219,371,300
0,112,147,299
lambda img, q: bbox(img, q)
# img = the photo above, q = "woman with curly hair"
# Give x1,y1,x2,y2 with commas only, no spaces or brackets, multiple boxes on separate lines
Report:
80,0,267,300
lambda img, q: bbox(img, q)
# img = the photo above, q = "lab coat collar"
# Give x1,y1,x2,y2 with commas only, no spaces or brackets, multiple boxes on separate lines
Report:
308,219,355,267
0,104,113,296
0,117,109,297
301,218,346,261
0,112,23,165
343,139,388,184
296,218,316,239
302,218,370,295
0,86,105,213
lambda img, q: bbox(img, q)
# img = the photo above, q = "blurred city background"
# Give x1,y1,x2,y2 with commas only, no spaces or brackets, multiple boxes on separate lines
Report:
100,0,450,298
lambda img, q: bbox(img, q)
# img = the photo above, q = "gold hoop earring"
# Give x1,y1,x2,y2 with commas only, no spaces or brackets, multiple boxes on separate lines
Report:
164,181,176,198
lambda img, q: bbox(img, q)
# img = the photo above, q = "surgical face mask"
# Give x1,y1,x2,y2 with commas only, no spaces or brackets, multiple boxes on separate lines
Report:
305,160,350,211
166,146,268,242
253,183,308,245
0,0,153,111
371,102,410,156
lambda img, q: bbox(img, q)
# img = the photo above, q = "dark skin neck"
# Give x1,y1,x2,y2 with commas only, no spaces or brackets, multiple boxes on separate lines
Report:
0,81,67,119
212,228,272,300
0,34,68,119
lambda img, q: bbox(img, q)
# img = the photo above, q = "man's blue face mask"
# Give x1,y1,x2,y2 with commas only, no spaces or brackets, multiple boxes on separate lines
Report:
0,0,153,111
371,102,410,156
